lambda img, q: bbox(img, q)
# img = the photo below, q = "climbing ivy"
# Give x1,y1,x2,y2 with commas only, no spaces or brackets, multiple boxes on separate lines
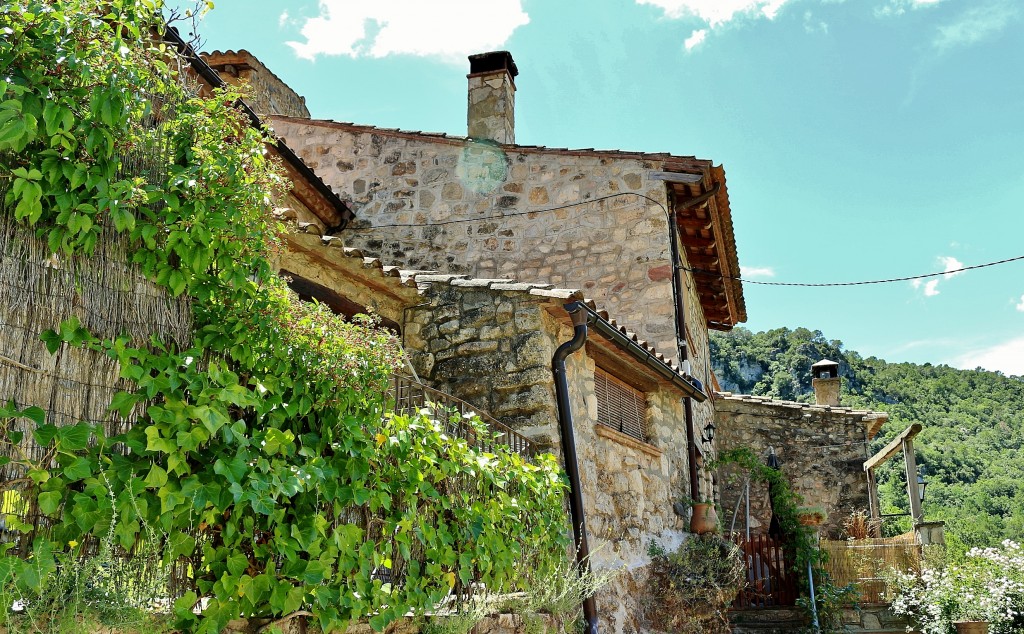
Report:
0,1,571,632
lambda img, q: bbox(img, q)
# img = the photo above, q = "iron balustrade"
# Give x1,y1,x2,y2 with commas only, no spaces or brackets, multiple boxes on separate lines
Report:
387,374,536,459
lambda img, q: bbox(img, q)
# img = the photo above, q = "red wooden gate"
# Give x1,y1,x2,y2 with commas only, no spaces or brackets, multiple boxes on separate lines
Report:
731,533,799,608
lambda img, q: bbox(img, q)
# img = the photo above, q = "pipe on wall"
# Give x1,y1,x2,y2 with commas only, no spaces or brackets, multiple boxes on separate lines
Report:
667,183,721,508
551,303,598,634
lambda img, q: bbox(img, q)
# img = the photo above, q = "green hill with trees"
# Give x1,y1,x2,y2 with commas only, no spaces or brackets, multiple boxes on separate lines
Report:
710,327,1024,551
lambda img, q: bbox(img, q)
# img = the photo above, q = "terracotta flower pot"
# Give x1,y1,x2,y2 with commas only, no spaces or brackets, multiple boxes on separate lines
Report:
690,503,719,535
797,508,827,527
954,621,989,634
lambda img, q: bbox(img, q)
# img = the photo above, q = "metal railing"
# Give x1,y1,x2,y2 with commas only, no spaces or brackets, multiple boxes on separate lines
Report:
387,375,536,459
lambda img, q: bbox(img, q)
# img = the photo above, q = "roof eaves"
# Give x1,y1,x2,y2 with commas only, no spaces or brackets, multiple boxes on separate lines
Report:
284,224,695,395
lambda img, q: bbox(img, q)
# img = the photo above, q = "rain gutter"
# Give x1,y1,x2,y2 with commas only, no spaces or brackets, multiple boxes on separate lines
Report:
564,302,706,401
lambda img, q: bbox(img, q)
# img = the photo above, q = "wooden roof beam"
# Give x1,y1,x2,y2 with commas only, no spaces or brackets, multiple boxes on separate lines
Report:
864,424,922,471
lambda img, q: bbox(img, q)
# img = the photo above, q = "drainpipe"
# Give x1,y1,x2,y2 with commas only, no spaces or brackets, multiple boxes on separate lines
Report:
667,182,723,505
551,303,598,634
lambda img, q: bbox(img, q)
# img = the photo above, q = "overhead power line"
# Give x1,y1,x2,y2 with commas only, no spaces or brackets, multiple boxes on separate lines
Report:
681,255,1024,287
339,191,1024,288
342,192,663,230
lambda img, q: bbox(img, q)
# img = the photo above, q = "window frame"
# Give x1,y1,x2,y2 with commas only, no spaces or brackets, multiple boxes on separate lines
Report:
594,366,650,444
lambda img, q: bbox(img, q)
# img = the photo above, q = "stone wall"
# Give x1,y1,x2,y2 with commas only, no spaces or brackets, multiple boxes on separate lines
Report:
682,268,717,502
270,118,686,364
400,278,701,634
403,279,561,443
714,395,875,538
204,51,311,118
571,353,693,634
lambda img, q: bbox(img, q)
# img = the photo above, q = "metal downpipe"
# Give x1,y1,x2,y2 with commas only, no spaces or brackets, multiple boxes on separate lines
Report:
552,303,598,634
668,192,703,506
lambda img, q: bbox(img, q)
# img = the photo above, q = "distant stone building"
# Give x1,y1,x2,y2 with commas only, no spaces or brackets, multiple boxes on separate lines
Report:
714,391,887,538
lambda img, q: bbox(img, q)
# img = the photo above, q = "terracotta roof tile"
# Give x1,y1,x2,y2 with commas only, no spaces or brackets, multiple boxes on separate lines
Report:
269,115,706,165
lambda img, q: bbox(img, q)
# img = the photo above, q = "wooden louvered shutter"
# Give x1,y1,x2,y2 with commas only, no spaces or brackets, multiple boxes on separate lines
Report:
595,368,648,443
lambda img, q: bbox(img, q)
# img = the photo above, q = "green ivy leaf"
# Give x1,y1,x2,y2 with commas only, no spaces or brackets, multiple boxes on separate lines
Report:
168,531,197,559
39,329,62,354
227,552,249,577
63,457,92,481
19,406,46,426
144,464,168,488
108,391,139,417
38,491,63,515
57,422,91,451
33,424,59,447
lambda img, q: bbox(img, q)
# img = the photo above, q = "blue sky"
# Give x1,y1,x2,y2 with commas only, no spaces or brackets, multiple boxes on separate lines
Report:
175,0,1024,376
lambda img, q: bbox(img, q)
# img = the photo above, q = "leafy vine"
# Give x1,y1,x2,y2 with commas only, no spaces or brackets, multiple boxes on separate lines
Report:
0,1,571,632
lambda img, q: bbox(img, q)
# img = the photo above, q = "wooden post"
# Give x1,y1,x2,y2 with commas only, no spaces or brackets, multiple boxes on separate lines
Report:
866,468,880,521
904,439,922,522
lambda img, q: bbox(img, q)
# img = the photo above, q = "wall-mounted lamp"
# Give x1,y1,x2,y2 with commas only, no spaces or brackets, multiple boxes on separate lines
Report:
701,421,715,444
917,469,928,502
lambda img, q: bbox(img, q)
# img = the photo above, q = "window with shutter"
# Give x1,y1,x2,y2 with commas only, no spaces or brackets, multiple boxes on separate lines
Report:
595,367,649,443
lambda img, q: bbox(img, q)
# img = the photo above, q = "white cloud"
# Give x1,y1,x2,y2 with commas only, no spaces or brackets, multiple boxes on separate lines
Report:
911,255,963,297
638,0,792,51
1016,294,1024,312
933,3,1018,52
684,28,708,50
278,10,290,28
955,336,1024,376
875,0,947,18
939,255,964,278
804,10,829,34
286,0,530,62
638,0,791,25
911,278,940,296
741,266,775,278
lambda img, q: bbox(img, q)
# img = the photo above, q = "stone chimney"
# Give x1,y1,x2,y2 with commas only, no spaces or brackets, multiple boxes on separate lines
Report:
467,51,518,144
811,359,841,406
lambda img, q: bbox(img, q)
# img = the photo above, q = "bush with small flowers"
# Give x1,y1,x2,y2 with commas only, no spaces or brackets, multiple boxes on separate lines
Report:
889,540,1024,634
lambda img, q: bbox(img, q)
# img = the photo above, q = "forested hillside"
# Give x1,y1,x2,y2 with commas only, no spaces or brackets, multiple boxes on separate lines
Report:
710,327,1024,551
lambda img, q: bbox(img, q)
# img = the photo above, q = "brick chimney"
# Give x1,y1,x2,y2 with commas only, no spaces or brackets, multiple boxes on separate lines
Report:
811,359,841,406
467,51,518,144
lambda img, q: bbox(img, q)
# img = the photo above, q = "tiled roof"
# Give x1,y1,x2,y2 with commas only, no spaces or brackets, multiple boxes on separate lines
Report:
671,165,746,330
287,219,687,377
714,391,889,438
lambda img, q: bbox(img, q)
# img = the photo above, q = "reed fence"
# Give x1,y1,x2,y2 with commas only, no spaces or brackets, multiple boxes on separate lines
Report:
820,532,921,603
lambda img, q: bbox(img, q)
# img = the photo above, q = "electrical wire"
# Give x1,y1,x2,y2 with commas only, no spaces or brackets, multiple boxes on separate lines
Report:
680,254,1024,287
340,190,1024,288
342,192,666,230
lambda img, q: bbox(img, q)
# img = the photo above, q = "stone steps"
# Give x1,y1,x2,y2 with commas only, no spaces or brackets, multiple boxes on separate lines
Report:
728,607,807,634
728,605,915,634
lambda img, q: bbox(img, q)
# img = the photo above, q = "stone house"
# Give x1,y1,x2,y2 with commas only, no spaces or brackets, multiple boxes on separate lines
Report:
200,47,895,629
281,225,708,633
714,390,888,539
